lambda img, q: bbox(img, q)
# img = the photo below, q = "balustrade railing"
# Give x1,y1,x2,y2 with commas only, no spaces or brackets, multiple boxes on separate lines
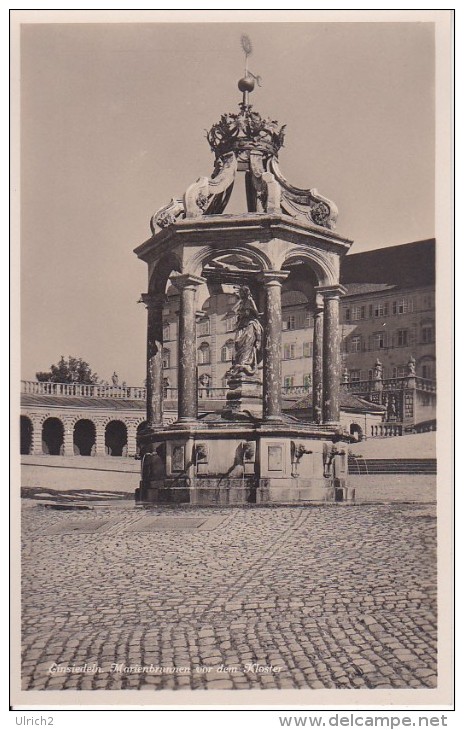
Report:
414,377,436,393
281,385,311,397
21,380,147,399
343,375,436,394
21,376,436,401
370,423,404,438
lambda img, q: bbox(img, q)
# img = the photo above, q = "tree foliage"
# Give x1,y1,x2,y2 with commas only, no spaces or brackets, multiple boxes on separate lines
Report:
36,355,99,384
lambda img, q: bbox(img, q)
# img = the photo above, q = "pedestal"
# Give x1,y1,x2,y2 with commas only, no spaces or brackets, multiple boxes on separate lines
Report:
222,374,262,418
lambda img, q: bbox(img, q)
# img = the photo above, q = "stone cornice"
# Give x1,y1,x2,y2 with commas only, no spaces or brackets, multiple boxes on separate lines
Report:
133,213,353,263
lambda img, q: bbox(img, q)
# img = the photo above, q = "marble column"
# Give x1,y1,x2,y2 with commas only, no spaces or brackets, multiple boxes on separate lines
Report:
318,285,346,424
261,271,289,421
312,292,324,424
172,274,206,423
141,292,165,427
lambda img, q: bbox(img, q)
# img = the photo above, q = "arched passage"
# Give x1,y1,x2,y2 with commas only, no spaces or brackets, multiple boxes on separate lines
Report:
42,417,64,455
136,421,148,456
20,416,32,455
73,419,96,456
105,420,127,457
350,423,363,442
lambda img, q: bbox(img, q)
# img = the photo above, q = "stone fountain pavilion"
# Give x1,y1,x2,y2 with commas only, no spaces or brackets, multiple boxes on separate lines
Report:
134,72,354,505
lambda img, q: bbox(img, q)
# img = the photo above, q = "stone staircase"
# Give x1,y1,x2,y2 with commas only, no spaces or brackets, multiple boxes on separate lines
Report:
348,456,437,475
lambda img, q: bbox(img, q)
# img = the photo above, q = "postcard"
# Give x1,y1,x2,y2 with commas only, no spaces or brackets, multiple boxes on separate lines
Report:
10,9,453,714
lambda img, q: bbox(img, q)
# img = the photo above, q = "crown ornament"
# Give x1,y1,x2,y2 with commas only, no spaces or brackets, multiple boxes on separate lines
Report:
207,108,286,159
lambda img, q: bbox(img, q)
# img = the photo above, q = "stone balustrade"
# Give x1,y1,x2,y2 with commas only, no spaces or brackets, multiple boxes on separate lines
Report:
342,376,436,395
21,380,147,399
21,381,311,401
370,423,404,438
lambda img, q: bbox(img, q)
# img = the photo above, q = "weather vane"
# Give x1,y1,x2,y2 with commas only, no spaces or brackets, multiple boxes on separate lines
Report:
240,34,262,87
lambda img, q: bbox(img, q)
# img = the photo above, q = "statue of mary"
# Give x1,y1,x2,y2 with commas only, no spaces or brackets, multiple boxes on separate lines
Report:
226,286,263,378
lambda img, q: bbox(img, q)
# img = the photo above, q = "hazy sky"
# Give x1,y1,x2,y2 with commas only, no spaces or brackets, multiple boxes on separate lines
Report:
20,20,435,385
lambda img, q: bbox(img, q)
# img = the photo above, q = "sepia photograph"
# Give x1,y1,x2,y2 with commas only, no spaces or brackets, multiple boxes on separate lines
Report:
11,9,453,710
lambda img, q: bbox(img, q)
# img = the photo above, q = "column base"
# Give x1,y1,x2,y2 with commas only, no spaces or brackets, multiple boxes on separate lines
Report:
173,418,198,429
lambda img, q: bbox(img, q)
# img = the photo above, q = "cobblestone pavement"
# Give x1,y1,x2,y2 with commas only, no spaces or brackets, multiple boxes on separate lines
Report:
21,501,437,691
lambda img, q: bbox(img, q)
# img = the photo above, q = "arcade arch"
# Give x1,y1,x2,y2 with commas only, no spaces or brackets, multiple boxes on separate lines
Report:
20,416,32,455
73,419,96,456
105,420,127,457
42,417,64,455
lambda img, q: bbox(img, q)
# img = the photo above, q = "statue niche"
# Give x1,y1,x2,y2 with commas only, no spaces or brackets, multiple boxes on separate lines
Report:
226,286,263,379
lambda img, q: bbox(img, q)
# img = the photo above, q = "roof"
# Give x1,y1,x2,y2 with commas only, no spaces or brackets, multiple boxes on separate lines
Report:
21,395,146,411
282,290,308,306
288,392,386,413
343,283,396,297
341,239,435,290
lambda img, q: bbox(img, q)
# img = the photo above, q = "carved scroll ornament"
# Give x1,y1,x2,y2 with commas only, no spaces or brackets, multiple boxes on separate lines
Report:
151,153,238,232
269,158,338,230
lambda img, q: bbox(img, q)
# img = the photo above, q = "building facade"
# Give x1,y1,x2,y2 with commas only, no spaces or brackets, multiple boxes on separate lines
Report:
340,239,435,383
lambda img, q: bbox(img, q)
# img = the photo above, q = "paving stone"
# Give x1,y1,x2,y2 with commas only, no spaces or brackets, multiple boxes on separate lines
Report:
21,502,437,691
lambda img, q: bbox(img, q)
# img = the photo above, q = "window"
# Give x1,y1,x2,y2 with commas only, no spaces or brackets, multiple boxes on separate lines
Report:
393,298,413,315
350,335,361,353
283,344,296,360
198,342,210,365
421,325,434,344
305,312,313,328
374,302,389,318
303,374,311,388
162,377,170,397
420,358,435,379
422,294,433,310
303,342,312,357
373,332,386,350
352,306,365,321
163,322,170,341
283,376,294,389
349,370,361,382
225,315,236,332
283,314,296,331
392,366,407,379
368,369,373,380
344,308,350,321
198,373,211,398
162,348,170,369
198,318,210,336
397,329,408,347
221,340,234,362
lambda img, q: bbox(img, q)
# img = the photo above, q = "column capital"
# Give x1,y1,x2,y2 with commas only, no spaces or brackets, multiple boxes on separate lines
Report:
140,292,165,309
259,270,290,287
316,284,346,299
171,273,206,291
